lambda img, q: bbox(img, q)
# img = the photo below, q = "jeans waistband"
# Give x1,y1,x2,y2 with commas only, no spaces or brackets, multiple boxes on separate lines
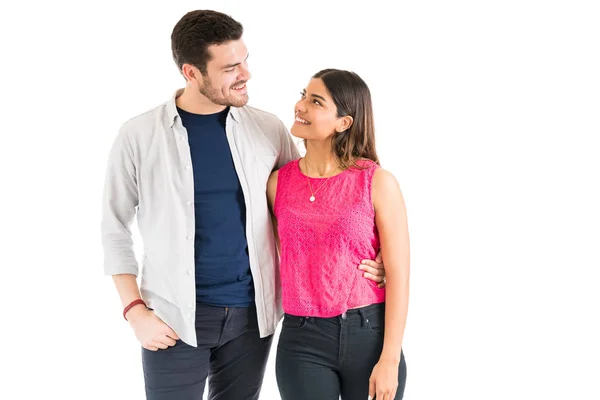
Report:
286,302,385,327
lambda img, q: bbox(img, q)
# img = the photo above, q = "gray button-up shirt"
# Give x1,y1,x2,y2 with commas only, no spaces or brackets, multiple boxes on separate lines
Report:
101,89,300,346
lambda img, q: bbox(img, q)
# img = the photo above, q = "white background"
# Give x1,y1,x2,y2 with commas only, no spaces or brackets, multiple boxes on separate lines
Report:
1,0,599,399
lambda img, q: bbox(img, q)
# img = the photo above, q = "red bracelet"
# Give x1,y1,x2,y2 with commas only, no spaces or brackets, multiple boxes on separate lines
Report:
123,298,147,320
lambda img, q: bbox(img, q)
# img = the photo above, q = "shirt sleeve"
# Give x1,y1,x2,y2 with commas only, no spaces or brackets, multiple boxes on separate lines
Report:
101,126,140,276
276,119,301,169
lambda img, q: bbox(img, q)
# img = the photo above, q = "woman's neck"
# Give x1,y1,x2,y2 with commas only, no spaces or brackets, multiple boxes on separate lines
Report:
303,140,340,177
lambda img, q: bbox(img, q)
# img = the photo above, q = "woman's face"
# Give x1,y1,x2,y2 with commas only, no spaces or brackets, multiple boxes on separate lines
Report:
291,78,350,141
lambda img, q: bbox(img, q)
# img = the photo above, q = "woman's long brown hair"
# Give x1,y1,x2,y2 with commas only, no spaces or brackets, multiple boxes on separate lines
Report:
310,69,380,169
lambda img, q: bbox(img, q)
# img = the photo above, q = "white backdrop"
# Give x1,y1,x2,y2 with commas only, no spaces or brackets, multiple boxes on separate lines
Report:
1,1,599,399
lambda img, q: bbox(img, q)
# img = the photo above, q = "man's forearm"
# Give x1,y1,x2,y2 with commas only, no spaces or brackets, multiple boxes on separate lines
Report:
113,274,143,308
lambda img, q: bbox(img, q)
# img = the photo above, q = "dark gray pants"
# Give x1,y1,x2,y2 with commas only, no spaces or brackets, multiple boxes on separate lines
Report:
142,303,273,400
276,303,407,400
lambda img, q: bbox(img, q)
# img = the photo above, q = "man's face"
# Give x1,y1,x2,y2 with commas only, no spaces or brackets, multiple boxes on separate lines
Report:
197,39,251,107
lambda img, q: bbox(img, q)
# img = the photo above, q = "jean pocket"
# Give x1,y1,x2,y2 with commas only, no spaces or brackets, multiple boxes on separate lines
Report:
366,319,384,336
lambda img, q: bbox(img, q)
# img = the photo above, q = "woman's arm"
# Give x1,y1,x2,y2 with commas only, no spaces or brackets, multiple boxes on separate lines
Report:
266,170,281,255
369,167,410,399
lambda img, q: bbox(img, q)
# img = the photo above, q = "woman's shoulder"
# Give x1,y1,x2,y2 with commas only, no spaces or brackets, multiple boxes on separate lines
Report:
353,157,380,169
371,165,401,200
278,158,301,173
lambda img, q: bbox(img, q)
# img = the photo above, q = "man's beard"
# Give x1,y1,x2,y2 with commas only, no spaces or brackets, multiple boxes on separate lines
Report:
199,76,248,108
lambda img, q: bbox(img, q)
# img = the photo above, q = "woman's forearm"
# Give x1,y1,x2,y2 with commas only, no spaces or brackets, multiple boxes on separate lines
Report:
380,273,409,363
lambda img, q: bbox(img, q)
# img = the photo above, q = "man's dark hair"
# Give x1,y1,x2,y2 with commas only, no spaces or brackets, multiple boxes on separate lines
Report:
171,10,243,75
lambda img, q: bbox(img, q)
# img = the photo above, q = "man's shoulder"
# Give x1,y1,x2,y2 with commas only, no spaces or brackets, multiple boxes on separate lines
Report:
236,105,284,128
119,102,170,135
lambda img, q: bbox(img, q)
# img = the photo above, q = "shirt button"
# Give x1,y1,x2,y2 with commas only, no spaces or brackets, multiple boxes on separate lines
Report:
187,270,192,275
187,201,193,206
186,235,193,240
180,135,185,140
185,165,191,171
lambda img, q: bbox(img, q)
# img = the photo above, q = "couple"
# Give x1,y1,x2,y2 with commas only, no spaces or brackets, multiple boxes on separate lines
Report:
101,9,409,400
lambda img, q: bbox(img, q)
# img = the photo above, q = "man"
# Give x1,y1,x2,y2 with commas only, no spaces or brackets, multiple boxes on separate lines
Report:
101,9,385,400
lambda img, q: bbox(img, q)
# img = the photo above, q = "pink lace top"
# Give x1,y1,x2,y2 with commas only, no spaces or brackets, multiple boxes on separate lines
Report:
274,159,385,317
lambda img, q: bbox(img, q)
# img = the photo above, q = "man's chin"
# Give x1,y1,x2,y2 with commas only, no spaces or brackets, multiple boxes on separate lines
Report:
227,95,249,108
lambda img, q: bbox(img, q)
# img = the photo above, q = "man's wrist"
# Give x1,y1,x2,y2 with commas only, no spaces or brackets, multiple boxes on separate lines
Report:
125,304,149,322
123,298,147,321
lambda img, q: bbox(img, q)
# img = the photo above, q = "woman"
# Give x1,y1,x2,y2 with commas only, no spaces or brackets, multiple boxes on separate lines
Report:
267,69,410,400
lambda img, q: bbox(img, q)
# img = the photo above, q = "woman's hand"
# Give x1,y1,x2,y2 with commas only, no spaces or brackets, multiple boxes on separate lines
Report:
368,358,399,400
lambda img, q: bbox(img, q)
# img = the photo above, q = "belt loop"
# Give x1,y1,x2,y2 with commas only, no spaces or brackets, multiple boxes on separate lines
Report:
358,309,368,327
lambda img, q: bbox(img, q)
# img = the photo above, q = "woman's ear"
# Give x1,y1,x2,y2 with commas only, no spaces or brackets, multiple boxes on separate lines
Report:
336,115,354,133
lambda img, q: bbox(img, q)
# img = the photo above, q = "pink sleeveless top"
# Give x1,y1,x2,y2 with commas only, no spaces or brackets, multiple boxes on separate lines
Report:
274,159,385,317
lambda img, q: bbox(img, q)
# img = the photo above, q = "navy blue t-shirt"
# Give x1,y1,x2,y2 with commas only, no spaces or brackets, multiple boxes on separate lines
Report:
178,106,254,307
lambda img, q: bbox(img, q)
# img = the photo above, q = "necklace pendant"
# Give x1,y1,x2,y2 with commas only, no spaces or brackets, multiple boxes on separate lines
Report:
309,195,315,202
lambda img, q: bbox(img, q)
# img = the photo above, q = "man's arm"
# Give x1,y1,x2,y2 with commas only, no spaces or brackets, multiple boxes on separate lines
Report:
113,273,179,350
101,128,139,277
101,128,178,350
276,120,301,168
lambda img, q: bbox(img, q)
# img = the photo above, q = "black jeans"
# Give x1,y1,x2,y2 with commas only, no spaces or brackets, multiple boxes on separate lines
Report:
276,303,407,400
142,303,273,400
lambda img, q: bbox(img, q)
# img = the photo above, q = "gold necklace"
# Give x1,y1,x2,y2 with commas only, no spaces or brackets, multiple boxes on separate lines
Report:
303,158,337,202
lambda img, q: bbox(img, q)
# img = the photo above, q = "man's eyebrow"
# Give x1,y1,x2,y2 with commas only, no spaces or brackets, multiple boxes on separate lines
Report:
221,53,250,69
